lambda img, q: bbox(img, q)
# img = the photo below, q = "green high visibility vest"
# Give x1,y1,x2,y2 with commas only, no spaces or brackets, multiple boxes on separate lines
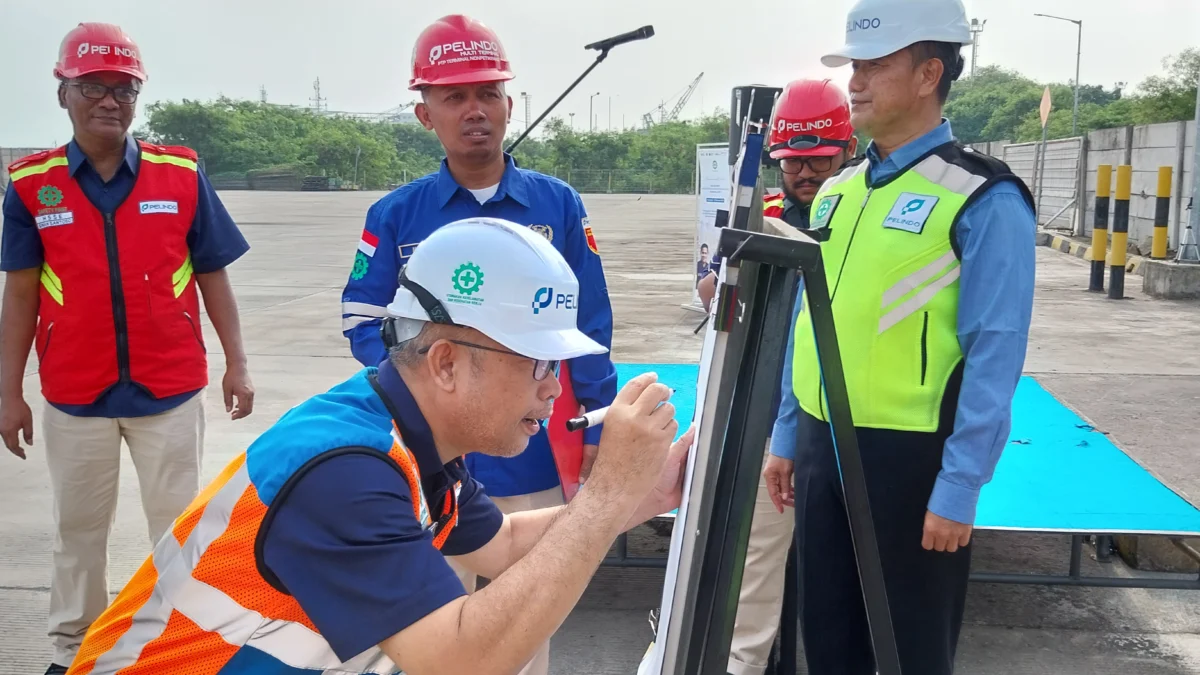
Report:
793,142,1032,432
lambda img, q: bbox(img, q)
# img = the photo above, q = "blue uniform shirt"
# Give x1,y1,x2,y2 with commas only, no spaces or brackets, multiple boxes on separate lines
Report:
0,136,250,417
261,359,504,662
340,154,617,497
769,120,1036,526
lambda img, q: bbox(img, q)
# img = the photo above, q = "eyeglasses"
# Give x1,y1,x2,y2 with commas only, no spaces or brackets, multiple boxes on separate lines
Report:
779,155,836,175
770,134,850,174
68,82,140,105
418,340,560,381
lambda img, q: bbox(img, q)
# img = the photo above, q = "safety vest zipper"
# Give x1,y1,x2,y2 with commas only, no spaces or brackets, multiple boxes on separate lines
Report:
103,211,132,383
819,187,873,422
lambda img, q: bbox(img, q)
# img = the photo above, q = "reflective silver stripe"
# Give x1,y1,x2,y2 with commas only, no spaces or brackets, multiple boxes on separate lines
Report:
819,159,869,193
342,301,389,317
92,464,252,673
323,647,398,675
91,459,363,672
343,315,379,331
880,250,959,309
913,155,987,197
877,265,961,333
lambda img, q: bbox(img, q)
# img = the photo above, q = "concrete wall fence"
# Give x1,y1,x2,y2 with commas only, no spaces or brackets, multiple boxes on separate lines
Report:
972,121,1195,254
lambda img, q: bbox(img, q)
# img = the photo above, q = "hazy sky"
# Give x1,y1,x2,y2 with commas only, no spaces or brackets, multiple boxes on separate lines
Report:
1,0,1196,147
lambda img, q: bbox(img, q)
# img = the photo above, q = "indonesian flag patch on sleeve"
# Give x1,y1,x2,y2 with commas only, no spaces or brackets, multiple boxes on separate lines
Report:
358,229,380,257
583,218,599,254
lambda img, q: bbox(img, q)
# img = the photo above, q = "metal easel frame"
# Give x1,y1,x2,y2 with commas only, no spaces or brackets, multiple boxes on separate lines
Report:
647,112,902,675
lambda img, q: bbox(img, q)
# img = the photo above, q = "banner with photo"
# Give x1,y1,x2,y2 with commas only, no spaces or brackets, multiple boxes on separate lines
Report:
690,143,730,308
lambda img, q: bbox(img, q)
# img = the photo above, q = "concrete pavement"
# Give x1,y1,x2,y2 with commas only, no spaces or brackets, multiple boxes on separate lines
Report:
0,193,1198,673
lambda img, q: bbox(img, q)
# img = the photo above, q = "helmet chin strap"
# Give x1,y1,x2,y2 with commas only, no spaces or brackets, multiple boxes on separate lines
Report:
384,267,459,349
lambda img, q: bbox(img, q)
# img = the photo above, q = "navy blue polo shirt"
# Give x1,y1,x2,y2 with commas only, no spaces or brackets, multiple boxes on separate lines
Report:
261,359,505,661
0,136,250,417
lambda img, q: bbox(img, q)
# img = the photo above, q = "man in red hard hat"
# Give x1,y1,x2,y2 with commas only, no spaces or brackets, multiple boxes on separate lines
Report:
339,15,616,675
712,79,859,675
0,23,255,674
762,79,858,229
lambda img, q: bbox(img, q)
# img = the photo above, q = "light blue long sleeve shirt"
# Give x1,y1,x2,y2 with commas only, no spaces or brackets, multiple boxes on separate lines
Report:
769,119,1036,526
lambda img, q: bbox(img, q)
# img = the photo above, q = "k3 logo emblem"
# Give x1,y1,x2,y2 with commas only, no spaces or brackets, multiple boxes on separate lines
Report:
810,194,842,231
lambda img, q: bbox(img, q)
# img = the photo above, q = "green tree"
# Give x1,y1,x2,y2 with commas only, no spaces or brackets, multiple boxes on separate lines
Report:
1130,48,1199,123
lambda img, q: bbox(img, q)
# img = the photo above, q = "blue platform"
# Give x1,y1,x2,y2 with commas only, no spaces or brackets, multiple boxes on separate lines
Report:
614,363,1200,536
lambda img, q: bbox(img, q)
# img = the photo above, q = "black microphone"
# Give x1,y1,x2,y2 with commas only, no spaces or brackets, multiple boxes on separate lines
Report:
584,25,655,52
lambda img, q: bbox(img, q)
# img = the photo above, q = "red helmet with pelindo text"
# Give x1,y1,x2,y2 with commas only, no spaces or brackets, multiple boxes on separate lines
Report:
54,22,147,82
409,15,515,91
768,79,853,159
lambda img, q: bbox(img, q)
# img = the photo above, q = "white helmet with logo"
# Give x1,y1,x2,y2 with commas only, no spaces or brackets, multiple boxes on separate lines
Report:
384,217,607,361
821,0,973,67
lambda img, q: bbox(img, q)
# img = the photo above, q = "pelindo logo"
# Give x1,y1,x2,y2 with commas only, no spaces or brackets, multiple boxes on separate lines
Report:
847,17,882,32
900,198,926,215
532,287,553,314
779,118,834,133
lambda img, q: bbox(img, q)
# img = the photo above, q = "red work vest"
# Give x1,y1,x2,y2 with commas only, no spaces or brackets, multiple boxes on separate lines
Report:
763,192,785,218
7,142,208,405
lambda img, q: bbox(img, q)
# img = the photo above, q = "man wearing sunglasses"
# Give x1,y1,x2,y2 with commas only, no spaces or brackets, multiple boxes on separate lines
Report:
339,19,616,673
1,23,254,674
69,217,694,675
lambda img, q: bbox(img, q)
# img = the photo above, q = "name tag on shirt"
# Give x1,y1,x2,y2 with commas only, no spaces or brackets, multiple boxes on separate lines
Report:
883,193,939,234
35,212,74,229
139,200,179,215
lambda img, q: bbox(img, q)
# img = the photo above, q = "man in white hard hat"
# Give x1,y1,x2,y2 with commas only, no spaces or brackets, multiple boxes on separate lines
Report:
767,0,1037,672
69,216,694,675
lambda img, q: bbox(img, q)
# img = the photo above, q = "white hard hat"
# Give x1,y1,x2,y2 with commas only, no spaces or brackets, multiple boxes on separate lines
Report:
822,0,973,68
385,217,608,361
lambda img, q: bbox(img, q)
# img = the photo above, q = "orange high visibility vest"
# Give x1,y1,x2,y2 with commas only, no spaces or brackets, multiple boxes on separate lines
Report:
68,370,460,675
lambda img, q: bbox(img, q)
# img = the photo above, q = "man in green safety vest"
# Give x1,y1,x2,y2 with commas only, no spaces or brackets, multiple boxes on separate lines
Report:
763,0,1036,673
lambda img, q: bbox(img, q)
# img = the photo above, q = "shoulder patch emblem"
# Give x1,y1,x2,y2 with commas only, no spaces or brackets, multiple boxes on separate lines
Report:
583,218,599,254
809,194,842,231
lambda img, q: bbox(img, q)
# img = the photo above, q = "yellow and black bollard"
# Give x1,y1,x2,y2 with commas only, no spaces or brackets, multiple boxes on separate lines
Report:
1151,166,1172,260
1089,164,1111,292
1108,165,1132,300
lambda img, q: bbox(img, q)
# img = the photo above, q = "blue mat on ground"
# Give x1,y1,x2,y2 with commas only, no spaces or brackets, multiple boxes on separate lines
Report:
614,363,1200,535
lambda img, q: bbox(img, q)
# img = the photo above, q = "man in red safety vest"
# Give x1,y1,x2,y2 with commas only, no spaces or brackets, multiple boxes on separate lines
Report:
0,23,255,675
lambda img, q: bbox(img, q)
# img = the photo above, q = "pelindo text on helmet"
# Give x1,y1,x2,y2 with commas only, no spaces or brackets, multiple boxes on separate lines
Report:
846,17,882,32
429,40,501,63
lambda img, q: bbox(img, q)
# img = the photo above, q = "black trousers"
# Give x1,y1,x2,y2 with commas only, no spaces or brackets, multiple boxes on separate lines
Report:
793,412,972,675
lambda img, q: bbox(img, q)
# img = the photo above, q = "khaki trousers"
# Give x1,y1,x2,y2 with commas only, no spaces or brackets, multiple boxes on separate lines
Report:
728,450,796,675
448,485,565,675
44,391,206,667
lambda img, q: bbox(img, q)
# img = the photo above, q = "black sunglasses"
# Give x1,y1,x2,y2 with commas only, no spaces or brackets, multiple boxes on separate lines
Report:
395,268,559,381
67,81,140,105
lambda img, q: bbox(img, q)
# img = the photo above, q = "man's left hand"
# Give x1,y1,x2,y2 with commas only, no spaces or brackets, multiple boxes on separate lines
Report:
223,365,255,420
626,425,695,529
922,510,972,553
580,444,599,482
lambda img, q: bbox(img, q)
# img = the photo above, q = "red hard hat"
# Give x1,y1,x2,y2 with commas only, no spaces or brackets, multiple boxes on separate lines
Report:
409,15,514,91
768,79,853,159
54,22,147,82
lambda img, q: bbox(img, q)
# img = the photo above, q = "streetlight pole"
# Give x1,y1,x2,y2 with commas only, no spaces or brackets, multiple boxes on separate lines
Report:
589,92,600,132
1035,13,1082,136
968,18,986,77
